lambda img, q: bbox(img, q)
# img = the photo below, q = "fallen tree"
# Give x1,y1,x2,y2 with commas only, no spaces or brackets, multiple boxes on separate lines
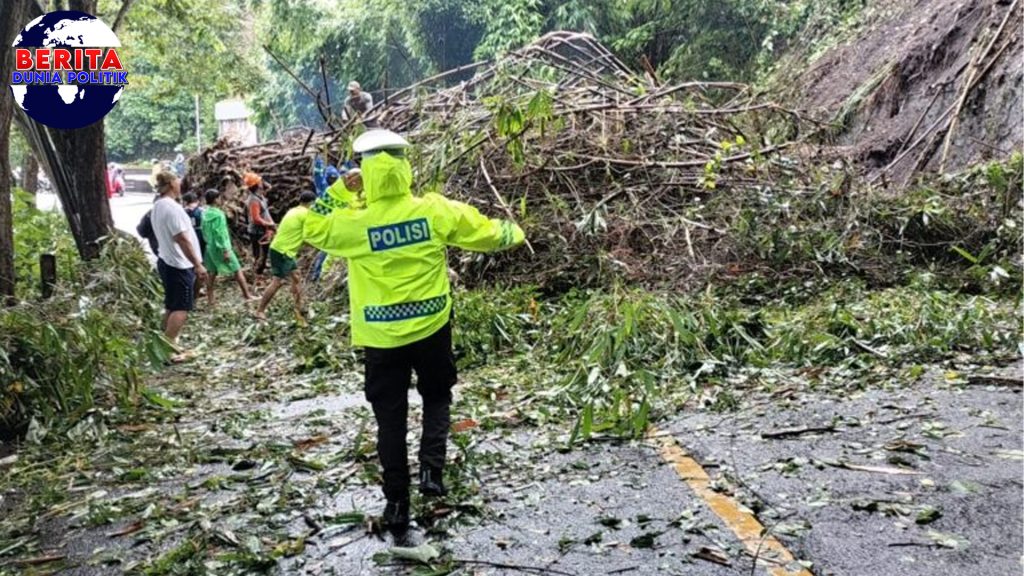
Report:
189,32,819,290
188,32,1020,292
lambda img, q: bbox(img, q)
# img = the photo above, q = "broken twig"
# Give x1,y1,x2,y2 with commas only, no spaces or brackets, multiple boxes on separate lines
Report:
760,424,836,440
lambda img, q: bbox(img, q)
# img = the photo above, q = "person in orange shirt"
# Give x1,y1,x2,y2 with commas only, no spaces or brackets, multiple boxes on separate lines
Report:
244,172,276,276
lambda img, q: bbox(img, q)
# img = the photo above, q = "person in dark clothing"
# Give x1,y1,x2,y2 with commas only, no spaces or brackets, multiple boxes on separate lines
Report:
302,129,526,537
136,210,160,256
182,192,207,297
343,81,378,128
182,192,206,258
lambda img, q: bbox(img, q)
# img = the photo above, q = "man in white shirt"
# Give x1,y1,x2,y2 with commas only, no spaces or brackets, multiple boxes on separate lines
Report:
150,171,208,357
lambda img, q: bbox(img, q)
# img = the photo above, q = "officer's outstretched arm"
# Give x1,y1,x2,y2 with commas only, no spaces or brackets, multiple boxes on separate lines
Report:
433,195,525,253
303,203,358,257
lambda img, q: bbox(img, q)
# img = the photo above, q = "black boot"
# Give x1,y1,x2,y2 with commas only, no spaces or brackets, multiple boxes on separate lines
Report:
419,466,447,497
383,499,410,530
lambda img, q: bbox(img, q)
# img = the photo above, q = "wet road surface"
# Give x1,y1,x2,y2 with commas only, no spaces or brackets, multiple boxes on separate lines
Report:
5,198,1021,574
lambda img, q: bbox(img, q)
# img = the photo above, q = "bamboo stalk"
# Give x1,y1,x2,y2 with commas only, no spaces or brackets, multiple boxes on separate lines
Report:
938,0,1019,171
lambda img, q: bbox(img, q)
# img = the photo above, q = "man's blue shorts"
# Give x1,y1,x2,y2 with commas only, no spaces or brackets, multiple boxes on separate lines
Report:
157,259,196,312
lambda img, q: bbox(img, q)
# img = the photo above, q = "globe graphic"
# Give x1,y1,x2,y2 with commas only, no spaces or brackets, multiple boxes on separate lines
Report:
9,11,125,130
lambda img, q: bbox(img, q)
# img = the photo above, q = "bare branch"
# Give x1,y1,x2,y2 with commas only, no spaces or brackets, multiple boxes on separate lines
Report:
111,0,136,33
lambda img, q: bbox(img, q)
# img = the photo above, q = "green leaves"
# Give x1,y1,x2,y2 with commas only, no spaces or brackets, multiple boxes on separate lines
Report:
469,0,544,60
494,100,527,164
104,0,257,159
915,506,942,525
927,530,970,550
390,543,442,564
630,530,663,549
1,237,164,437
10,188,77,295
451,278,1019,447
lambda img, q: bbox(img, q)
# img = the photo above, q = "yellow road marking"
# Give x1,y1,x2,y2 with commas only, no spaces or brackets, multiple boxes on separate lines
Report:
649,428,813,576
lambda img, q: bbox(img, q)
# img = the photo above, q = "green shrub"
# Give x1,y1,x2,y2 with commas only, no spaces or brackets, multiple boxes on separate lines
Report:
0,237,171,438
10,188,78,298
452,286,539,367
446,283,1019,443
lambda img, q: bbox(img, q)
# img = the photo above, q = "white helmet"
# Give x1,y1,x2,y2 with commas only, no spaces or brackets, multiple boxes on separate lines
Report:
353,129,410,154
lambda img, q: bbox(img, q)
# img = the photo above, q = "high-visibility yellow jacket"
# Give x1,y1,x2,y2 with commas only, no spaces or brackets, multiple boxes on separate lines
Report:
323,179,363,211
303,152,525,348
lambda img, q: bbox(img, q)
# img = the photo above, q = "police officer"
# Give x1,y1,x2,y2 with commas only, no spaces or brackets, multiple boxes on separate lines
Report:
303,129,525,533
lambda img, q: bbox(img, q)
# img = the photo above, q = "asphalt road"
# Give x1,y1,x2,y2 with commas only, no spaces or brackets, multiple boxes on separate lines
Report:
280,364,1023,575
17,193,1023,576
37,189,156,261
655,364,1023,576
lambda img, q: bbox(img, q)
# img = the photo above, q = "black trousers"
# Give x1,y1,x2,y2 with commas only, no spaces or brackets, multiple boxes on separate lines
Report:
364,322,457,501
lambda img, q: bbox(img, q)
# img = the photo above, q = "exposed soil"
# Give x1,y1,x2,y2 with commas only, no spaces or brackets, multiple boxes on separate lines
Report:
789,0,1023,182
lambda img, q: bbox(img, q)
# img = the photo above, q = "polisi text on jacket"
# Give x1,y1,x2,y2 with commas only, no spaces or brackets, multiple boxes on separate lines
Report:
368,218,431,252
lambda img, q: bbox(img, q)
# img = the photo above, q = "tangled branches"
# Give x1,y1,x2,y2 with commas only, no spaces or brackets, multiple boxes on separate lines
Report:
188,32,829,290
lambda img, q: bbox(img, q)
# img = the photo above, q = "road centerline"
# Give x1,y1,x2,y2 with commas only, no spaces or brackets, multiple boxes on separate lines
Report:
648,428,813,576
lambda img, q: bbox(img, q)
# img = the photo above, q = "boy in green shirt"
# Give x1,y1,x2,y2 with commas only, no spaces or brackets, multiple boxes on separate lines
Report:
202,189,256,306
254,191,317,321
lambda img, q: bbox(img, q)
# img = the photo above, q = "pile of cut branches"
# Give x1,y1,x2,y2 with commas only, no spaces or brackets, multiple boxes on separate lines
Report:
188,32,820,289
186,131,336,229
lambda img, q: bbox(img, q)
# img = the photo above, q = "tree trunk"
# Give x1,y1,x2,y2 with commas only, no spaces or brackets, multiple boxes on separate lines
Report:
21,153,39,195
15,117,114,262
0,1,28,304
13,0,114,262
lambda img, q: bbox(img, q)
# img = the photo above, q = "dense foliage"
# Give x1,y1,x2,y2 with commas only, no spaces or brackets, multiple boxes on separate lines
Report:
1,209,170,439
237,154,1021,443
90,0,878,158
102,0,257,161
9,189,77,296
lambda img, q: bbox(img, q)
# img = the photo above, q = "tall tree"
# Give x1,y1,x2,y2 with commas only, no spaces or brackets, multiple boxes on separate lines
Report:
20,154,39,195
0,0,28,304
102,0,255,158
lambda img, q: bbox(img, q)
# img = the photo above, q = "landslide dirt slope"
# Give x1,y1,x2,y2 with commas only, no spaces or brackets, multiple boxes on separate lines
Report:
784,0,1022,183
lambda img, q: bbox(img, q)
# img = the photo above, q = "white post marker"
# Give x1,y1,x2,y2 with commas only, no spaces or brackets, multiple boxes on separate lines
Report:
195,94,201,153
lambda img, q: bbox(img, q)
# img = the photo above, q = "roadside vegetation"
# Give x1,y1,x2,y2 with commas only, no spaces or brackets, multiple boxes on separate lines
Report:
1,190,172,440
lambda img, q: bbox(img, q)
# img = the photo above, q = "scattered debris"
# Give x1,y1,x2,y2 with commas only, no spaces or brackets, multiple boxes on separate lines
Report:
966,375,1022,388
691,546,731,566
927,530,970,550
388,542,441,564
188,32,817,290
760,424,837,439
826,460,923,476
916,506,943,525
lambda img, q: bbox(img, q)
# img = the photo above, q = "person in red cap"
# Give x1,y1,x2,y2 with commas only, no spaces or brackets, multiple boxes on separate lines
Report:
244,172,275,276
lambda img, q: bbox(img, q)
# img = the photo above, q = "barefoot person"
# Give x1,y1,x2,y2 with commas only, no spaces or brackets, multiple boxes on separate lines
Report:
302,129,525,536
254,191,317,321
202,189,256,305
150,172,207,360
